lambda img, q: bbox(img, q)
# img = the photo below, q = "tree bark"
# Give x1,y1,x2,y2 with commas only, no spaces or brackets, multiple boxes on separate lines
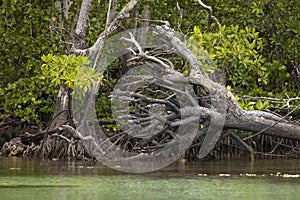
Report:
74,0,92,49
225,113,300,140
49,83,71,131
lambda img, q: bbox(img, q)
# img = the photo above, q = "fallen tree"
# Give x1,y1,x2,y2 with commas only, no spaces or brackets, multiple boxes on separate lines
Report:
1,0,299,164
36,20,299,164
154,25,300,138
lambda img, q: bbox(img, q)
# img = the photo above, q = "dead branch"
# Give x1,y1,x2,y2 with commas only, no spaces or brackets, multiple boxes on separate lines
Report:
71,0,139,56
197,0,221,28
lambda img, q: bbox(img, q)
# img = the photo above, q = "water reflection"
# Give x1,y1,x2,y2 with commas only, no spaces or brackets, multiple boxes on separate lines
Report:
1,157,300,200
1,157,300,177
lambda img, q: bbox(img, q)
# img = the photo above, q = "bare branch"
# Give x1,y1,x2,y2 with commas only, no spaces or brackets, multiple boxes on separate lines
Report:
197,0,212,13
121,32,144,55
197,0,221,28
120,31,173,69
72,0,139,56
106,0,118,29
176,1,183,31
134,18,170,26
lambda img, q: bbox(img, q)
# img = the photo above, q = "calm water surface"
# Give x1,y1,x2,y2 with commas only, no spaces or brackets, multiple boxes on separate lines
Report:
0,157,300,200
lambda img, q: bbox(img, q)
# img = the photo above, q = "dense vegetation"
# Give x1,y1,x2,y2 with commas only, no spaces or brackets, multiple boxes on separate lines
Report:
0,0,299,129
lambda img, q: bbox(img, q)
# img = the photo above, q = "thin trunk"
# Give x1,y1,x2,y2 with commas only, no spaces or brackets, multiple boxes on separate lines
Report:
106,0,118,29
49,84,71,131
137,6,150,47
49,0,93,131
74,0,93,49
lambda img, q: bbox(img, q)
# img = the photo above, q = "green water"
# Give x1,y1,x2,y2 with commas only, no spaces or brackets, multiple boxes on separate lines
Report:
0,157,300,200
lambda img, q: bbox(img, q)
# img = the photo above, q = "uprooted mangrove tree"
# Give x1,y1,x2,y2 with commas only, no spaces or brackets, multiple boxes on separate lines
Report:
0,0,299,161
